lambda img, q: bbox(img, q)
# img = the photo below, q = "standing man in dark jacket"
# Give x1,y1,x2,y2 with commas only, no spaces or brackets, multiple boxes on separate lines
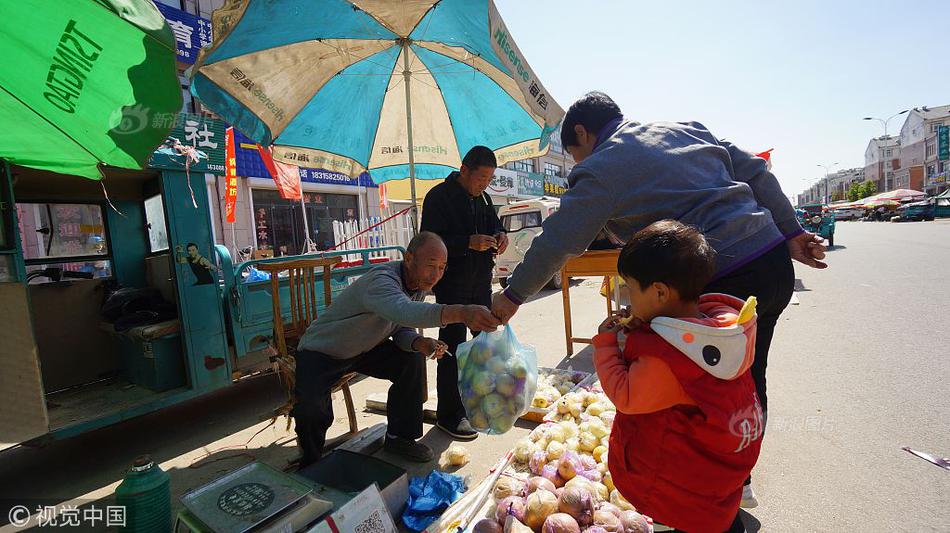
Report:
421,146,509,440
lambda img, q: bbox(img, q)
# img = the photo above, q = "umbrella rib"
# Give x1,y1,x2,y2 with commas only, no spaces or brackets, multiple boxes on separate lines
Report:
0,84,111,169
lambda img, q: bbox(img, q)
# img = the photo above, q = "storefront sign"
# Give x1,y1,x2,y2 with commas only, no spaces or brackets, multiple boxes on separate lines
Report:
150,113,226,174
234,130,375,187
224,128,237,223
543,174,568,197
153,2,213,65
489,168,519,196
519,171,545,197
939,126,949,161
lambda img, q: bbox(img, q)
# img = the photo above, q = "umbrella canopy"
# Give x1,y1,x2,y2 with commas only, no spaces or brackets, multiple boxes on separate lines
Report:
863,198,900,208
190,0,564,189
877,189,926,201
0,0,183,179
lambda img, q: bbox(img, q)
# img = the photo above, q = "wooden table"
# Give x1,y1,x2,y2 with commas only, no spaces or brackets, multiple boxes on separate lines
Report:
560,249,622,355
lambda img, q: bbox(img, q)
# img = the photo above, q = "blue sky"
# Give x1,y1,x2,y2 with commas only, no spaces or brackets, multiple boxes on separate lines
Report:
497,0,949,198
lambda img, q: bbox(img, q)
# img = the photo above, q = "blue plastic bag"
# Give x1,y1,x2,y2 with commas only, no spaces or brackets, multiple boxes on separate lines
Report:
244,266,270,283
402,471,467,531
456,325,538,435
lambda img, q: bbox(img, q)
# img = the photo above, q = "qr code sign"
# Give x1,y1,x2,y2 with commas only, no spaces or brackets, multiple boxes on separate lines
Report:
354,510,385,533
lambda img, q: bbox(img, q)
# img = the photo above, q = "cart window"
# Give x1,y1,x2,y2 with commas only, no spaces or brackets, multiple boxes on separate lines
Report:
144,194,169,253
17,203,113,282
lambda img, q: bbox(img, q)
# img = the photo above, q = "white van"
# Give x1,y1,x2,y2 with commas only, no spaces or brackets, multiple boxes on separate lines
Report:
494,197,561,289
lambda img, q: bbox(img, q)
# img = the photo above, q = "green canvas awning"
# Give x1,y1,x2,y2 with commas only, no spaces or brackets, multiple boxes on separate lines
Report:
0,0,182,179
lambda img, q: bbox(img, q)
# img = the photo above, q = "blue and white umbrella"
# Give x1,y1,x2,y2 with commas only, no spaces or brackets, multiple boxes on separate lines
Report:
191,0,563,209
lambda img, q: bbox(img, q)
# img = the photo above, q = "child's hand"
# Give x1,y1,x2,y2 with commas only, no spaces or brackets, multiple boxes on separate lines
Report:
598,312,627,334
619,306,645,331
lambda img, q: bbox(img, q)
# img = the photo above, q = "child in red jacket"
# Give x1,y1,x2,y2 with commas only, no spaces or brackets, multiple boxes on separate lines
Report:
593,220,763,533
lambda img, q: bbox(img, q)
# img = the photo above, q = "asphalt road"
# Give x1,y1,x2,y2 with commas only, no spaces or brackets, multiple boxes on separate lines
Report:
1,219,948,532
745,219,950,531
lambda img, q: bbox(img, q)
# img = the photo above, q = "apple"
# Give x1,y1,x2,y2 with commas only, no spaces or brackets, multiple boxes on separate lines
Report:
495,374,517,397
487,356,508,375
471,372,495,396
481,393,506,418
470,343,493,365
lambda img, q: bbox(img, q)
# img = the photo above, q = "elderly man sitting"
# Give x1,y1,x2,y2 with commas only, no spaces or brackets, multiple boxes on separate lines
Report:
292,232,500,467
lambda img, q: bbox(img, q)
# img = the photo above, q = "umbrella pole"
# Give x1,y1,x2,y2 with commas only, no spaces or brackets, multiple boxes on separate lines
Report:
300,194,315,254
402,40,419,233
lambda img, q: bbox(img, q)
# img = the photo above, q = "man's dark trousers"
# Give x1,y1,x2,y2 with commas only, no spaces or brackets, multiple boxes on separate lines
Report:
435,286,491,426
292,340,425,466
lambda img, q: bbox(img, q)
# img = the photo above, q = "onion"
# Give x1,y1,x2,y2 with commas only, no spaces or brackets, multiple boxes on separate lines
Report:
619,511,649,533
514,439,536,463
542,513,581,533
577,469,602,483
540,463,566,488
557,451,581,481
525,477,557,495
595,503,622,518
591,510,623,533
557,486,595,527
578,454,598,471
505,516,534,533
529,451,548,475
496,496,527,525
524,490,559,531
476,519,505,533
582,528,608,533
546,441,566,461
494,477,526,501
609,490,637,512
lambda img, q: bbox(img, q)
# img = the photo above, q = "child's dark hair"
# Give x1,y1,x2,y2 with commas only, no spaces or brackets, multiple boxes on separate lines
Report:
617,220,716,301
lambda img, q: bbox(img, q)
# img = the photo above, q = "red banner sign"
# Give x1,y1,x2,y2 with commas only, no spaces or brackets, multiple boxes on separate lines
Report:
258,144,302,201
224,127,238,223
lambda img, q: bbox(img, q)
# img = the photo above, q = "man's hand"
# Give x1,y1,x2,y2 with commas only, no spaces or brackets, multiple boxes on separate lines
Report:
469,234,497,252
494,232,509,255
413,337,448,359
462,305,501,332
491,291,519,324
787,231,828,269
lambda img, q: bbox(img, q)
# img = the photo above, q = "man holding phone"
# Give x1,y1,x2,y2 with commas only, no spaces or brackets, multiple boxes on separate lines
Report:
421,145,508,440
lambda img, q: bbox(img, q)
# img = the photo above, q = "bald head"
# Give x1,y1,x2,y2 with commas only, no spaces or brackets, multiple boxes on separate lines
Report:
404,231,447,292
407,231,446,256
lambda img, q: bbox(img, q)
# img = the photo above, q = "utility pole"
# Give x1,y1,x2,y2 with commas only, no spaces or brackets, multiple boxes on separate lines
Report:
863,109,909,191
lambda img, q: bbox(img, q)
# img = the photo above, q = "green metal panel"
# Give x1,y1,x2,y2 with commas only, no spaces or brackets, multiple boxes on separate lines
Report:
107,200,147,288
161,170,231,391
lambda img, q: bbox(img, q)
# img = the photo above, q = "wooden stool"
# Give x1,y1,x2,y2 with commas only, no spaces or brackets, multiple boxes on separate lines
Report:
257,257,359,440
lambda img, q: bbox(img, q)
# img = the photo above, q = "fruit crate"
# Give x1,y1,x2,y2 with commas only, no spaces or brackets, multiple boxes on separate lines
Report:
520,367,591,423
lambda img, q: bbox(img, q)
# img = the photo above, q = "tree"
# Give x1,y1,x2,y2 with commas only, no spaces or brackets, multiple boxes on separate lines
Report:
860,181,877,198
848,182,862,202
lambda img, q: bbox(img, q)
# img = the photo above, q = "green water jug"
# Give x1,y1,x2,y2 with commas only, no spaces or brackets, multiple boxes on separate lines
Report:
115,455,171,533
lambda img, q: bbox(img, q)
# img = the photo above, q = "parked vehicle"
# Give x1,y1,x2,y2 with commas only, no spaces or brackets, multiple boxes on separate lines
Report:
494,197,561,289
0,162,399,450
833,208,864,221
797,203,836,246
894,200,935,222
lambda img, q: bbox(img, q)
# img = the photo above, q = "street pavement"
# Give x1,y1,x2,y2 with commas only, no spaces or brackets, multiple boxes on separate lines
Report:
1,219,948,531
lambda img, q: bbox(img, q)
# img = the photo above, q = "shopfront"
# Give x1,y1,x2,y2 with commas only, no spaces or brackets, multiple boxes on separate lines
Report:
231,130,379,257
250,188,359,255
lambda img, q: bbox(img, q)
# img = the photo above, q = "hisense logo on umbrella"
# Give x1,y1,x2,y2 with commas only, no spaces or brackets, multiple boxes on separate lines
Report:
44,20,102,114
229,68,286,123
493,28,530,83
